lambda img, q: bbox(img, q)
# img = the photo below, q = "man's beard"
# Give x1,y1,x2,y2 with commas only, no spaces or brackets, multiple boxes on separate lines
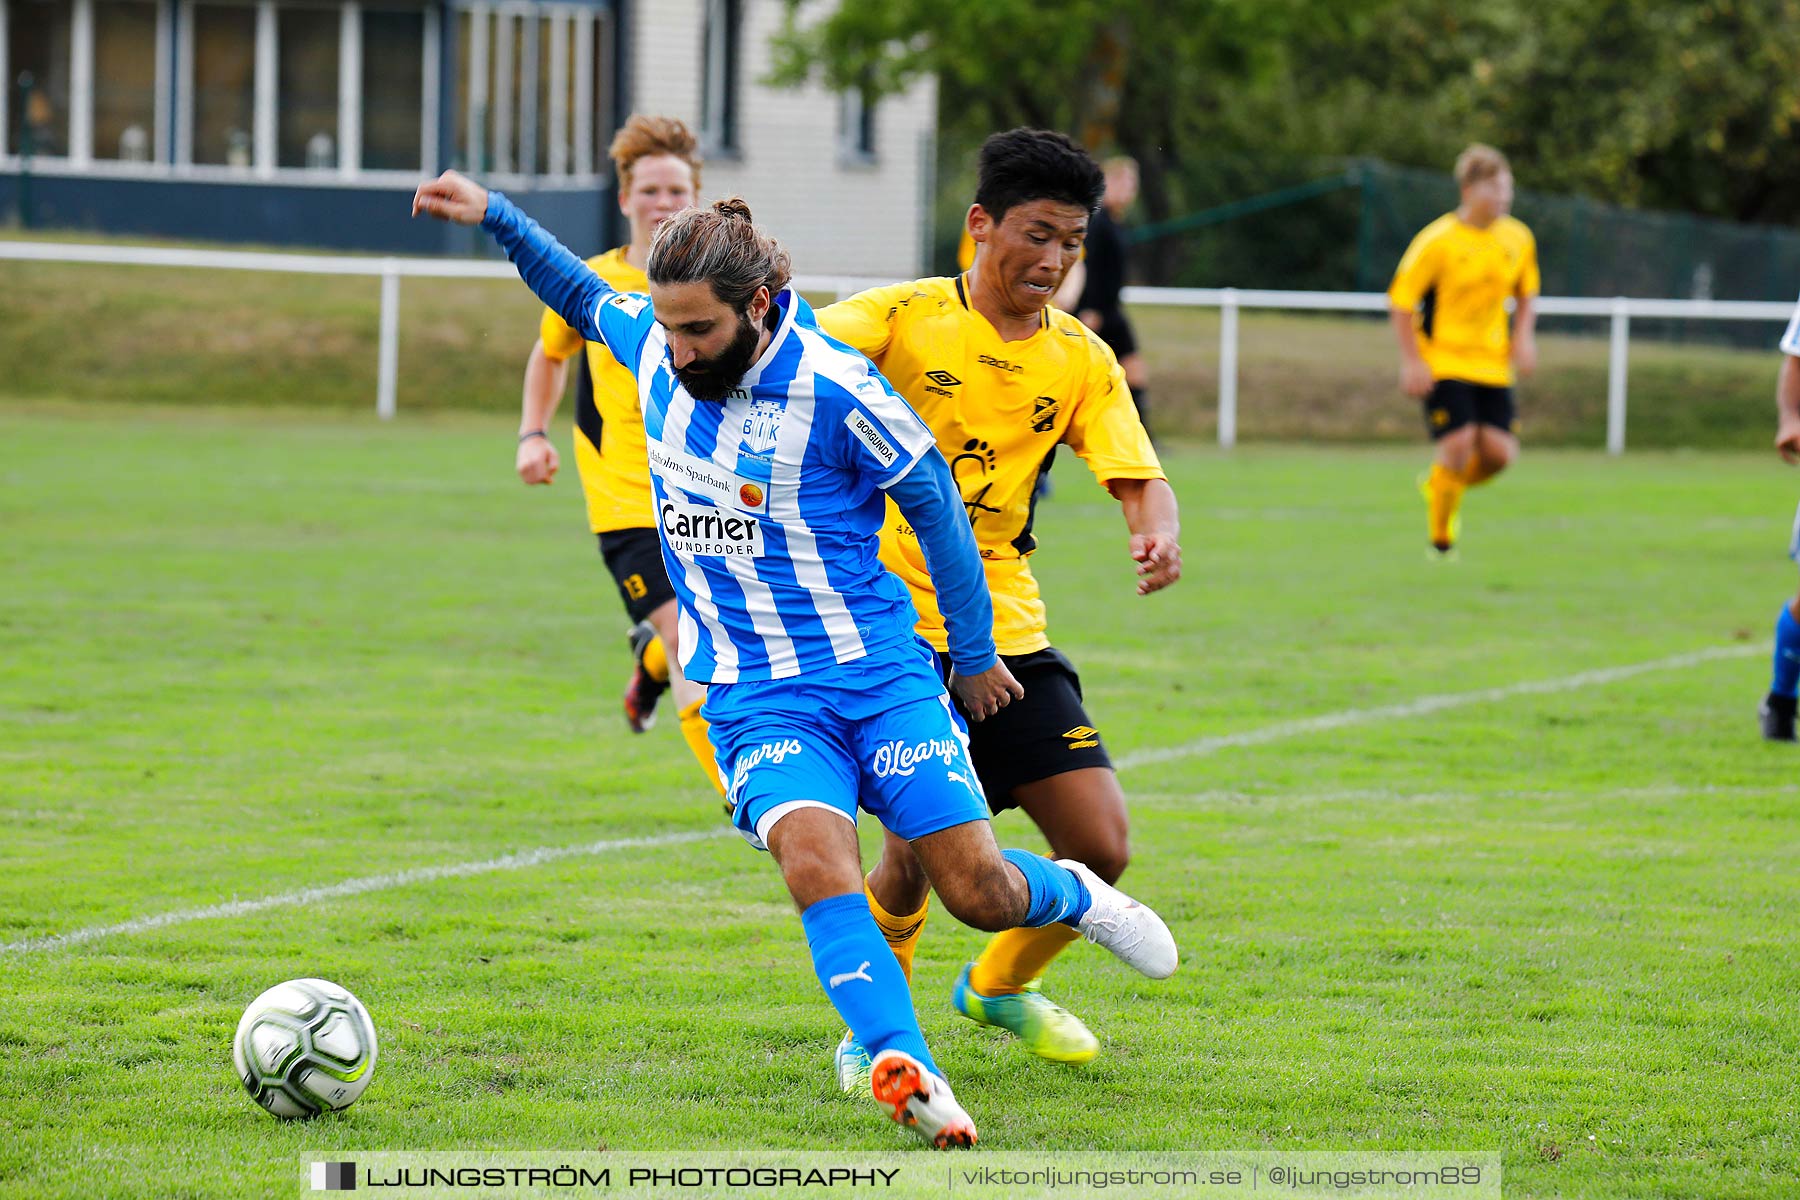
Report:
674,312,762,402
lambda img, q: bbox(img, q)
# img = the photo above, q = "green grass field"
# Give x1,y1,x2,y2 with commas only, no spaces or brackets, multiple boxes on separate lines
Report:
4,403,1799,1199
0,239,1787,449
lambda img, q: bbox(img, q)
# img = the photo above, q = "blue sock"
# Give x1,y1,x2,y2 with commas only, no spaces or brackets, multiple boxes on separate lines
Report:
1002,849,1092,927
799,893,939,1079
1773,606,1800,698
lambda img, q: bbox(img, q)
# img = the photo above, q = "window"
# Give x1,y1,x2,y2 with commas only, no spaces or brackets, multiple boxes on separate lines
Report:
191,2,254,166
276,5,336,168
7,0,72,157
361,7,422,170
454,3,611,179
454,6,486,170
93,0,157,161
839,80,874,164
698,0,737,154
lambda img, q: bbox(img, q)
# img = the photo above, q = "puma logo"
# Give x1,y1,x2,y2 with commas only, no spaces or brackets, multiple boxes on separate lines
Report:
829,961,874,989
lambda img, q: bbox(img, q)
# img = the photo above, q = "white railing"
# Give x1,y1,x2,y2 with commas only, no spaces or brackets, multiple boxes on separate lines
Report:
1123,285,1795,453
1,238,1790,450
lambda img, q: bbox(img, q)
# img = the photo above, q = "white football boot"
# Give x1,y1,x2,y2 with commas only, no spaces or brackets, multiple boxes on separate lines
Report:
868,1049,976,1149
1057,859,1179,979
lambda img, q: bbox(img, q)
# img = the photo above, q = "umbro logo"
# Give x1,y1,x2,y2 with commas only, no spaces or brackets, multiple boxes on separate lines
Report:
925,370,961,387
1063,725,1100,749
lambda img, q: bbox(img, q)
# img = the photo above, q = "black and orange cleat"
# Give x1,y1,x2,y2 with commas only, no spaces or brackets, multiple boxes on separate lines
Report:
869,1049,976,1149
622,620,668,733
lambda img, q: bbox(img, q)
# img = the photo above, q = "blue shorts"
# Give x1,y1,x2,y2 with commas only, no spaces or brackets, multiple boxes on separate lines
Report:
1788,501,1800,562
706,641,989,852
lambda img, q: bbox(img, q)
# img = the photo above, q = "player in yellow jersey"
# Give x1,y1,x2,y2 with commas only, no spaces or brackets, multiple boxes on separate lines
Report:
1388,143,1539,558
512,114,721,794
819,128,1182,1080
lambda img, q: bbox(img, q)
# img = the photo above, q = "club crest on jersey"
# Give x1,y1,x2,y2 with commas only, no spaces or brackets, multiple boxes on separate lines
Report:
1032,396,1060,433
738,398,785,456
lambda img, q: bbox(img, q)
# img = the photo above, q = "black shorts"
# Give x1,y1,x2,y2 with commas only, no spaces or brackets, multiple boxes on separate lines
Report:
597,527,676,624
1094,308,1138,359
1424,379,1516,439
938,647,1112,812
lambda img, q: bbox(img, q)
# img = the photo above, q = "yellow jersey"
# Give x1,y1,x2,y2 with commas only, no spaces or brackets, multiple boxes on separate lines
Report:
1388,213,1539,388
538,248,653,533
819,275,1164,656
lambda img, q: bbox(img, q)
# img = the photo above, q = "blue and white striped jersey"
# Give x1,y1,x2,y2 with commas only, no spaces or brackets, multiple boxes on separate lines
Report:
483,193,995,685
1781,293,1800,357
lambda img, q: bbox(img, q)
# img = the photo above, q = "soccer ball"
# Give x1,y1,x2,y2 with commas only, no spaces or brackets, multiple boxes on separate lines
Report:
232,978,378,1119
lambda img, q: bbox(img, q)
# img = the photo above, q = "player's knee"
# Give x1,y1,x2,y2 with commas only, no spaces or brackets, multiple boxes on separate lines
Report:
775,846,860,912
934,865,1020,932
1079,839,1130,885
1049,818,1129,883
880,841,929,894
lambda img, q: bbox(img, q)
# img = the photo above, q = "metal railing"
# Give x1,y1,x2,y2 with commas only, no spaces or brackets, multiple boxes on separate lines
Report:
2,238,1791,452
1123,286,1795,453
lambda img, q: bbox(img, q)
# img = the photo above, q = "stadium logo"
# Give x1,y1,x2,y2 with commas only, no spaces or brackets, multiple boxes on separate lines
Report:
311,1162,356,1191
1032,396,1059,433
870,737,962,778
978,354,1023,374
661,500,764,557
739,483,764,508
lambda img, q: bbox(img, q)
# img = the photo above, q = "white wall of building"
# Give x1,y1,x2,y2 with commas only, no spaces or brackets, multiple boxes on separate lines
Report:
632,0,937,280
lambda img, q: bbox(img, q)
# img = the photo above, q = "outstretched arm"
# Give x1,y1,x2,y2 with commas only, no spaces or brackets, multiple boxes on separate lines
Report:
887,450,1023,720
413,170,615,345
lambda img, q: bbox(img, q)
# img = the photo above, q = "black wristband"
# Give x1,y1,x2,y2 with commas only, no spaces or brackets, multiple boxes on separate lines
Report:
518,429,548,444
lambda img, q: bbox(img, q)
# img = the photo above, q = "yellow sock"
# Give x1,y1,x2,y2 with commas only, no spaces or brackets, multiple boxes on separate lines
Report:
1426,462,1465,548
1461,454,1498,487
678,698,725,798
969,923,1082,996
641,634,670,684
863,875,929,982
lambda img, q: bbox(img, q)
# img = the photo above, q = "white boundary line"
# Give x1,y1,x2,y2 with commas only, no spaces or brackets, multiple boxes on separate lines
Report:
4,643,1761,955
2,829,732,955
1113,644,1760,770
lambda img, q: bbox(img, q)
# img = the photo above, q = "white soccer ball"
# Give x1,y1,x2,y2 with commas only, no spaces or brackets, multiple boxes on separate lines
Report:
232,977,378,1119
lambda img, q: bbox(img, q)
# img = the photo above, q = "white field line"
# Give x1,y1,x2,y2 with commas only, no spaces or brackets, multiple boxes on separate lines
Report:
5,643,1760,955
2,829,733,955
1113,644,1761,771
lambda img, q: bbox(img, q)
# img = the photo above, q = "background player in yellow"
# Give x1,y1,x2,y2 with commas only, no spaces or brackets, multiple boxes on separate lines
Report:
511,114,721,793
818,128,1182,1081
1388,143,1539,557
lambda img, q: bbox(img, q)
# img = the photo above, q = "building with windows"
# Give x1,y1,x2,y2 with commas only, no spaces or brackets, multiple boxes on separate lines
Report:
0,0,937,274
